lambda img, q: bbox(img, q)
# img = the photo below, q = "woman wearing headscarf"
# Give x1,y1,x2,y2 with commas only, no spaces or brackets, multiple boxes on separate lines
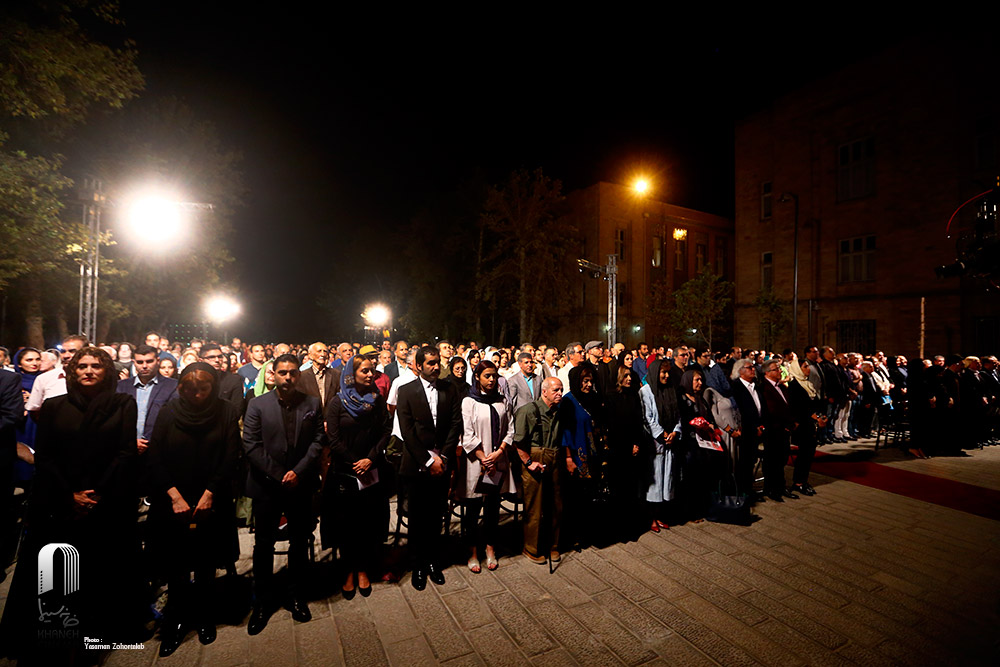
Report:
146,362,240,656
0,347,143,661
448,356,470,398
459,361,516,572
640,358,680,531
560,364,603,549
12,348,42,482
606,365,648,541
678,368,721,523
464,349,482,385
323,355,390,599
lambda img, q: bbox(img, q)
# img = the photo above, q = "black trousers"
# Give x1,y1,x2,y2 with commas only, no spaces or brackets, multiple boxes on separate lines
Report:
403,474,449,568
461,493,500,549
252,490,313,603
792,426,817,485
763,431,790,494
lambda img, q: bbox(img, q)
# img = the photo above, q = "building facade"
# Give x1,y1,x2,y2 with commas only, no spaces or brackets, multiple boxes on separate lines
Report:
558,182,733,350
734,38,1000,358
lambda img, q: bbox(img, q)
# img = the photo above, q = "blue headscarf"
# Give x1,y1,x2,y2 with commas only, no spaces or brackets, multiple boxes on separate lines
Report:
339,355,378,419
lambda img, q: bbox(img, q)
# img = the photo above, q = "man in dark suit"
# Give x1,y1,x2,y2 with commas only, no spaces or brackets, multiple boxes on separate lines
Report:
505,352,542,412
115,344,178,453
758,358,798,502
298,341,340,412
384,340,409,383
0,368,22,566
729,358,764,499
200,343,244,411
396,345,463,590
243,354,325,633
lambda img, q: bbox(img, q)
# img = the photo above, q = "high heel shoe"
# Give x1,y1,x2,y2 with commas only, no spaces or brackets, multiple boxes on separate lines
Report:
655,520,670,530
650,520,660,533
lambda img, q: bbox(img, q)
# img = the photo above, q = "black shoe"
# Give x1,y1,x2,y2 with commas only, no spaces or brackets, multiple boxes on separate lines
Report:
197,624,216,645
782,489,800,500
289,599,311,623
766,492,784,503
794,483,816,496
158,622,184,657
427,563,446,586
411,568,427,591
248,605,269,635
342,585,357,600
358,583,372,598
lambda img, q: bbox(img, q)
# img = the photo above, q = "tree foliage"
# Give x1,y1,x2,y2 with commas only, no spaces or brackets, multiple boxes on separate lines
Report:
477,168,574,344
664,268,733,350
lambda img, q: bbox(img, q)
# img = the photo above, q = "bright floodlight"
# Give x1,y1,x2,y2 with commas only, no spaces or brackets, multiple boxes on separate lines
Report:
127,196,183,242
204,295,241,323
363,304,391,327
633,178,650,195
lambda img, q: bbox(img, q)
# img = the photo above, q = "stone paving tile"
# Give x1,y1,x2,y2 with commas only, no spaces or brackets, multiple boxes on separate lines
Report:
491,558,549,606
778,593,886,648
640,596,762,667
657,547,754,597
597,548,689,600
522,560,592,608
333,609,389,667
643,562,768,627
591,590,674,645
840,602,961,664
364,585,423,645
295,617,345,667
529,599,623,666
617,538,656,559
249,618,296,667
202,623,252,667
483,592,556,656
650,633,719,666
839,544,951,586
670,594,802,667
458,566,507,598
528,648,578,666
737,590,846,651
681,525,743,555
441,589,496,631
834,641,903,667
383,636,438,667
441,652,487,667
729,552,848,609
553,559,610,596
399,584,474,662
785,564,920,625
749,619,853,667
567,601,657,665
574,550,657,602
654,528,713,555
465,623,530,667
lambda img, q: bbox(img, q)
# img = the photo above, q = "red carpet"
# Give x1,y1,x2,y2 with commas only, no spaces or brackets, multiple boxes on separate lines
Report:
808,452,1000,522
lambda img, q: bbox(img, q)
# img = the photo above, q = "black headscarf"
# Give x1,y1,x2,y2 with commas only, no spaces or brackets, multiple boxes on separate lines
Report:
646,359,679,432
679,368,710,419
468,360,504,451
172,361,222,432
568,364,601,418
447,355,470,397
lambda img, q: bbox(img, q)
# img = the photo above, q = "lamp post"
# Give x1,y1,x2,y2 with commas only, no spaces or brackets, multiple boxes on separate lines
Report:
204,294,241,343
75,181,213,341
577,256,617,349
779,192,799,351
361,303,391,344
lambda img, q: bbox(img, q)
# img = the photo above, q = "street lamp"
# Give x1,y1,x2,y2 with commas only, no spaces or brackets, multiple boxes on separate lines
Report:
577,256,618,349
633,177,650,196
361,303,391,343
204,294,240,343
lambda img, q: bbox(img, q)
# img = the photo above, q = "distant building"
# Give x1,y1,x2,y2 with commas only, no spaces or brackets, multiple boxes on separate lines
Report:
734,37,1000,357
558,182,733,349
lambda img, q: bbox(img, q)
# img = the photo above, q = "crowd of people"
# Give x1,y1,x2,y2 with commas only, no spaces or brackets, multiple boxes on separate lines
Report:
0,331,996,660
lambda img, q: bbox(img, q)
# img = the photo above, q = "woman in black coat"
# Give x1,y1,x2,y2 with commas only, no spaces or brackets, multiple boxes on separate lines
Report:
0,347,142,661
147,362,240,656
605,366,647,541
323,356,390,599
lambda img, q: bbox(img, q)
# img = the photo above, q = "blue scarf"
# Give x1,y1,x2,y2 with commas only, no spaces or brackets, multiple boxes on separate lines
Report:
340,356,378,419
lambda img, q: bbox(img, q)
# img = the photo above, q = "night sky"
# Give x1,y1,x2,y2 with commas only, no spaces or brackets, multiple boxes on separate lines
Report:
114,5,894,341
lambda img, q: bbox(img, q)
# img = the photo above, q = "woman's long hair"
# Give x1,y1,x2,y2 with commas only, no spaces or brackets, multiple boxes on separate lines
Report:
65,346,117,395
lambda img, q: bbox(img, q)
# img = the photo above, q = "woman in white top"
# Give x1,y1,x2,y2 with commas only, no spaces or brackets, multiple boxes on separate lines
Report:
459,360,517,572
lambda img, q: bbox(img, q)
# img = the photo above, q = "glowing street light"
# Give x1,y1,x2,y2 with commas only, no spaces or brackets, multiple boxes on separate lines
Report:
362,304,391,328
204,294,241,323
633,177,650,196
126,195,184,239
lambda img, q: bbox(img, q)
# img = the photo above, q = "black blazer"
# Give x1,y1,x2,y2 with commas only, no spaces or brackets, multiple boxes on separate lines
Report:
298,365,341,412
116,375,178,440
396,376,463,477
384,360,402,383
759,380,794,434
0,369,22,454
731,378,764,438
242,390,325,499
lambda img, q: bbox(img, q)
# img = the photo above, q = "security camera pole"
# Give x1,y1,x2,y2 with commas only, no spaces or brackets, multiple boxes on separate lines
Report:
576,255,617,349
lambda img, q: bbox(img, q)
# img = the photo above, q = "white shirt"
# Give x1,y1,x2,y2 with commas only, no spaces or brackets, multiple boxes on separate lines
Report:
740,377,761,414
26,367,67,412
387,368,416,440
419,375,440,467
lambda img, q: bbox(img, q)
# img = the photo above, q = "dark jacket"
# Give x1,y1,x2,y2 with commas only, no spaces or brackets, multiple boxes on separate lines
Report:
116,375,178,440
396,376,463,477
242,389,325,499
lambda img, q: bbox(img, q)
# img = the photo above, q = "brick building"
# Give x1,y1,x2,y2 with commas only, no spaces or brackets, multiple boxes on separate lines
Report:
734,37,1000,358
557,181,733,350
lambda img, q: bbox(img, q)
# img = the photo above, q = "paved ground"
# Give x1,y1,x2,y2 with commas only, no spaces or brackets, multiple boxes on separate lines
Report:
3,439,1000,666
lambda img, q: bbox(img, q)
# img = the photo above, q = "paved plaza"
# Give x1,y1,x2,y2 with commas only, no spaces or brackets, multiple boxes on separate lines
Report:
3,440,999,666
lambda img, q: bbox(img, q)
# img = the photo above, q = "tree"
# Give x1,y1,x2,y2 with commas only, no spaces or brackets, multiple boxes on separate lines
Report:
754,288,789,351
665,268,733,350
478,168,575,344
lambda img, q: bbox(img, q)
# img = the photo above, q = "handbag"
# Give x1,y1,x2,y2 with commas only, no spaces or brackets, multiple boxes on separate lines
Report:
706,474,753,526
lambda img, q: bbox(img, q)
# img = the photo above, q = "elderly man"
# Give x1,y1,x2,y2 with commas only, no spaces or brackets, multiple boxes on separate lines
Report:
514,377,565,564
330,342,353,370
557,342,585,390
436,340,455,379
758,358,798,502
730,358,764,498
584,340,612,397
384,340,409,382
26,334,88,416
298,342,339,411
506,352,542,412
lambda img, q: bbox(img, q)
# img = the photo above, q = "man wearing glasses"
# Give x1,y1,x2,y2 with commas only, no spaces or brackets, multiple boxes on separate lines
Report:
557,342,585,390
199,343,245,411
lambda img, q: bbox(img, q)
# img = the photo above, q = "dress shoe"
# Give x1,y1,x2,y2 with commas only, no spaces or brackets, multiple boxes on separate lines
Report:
550,550,561,563
411,568,427,591
522,549,546,565
649,520,660,533
358,583,372,597
427,563,446,586
158,622,184,657
655,520,670,530
289,599,311,623
766,492,784,502
197,624,216,645
247,605,269,636
794,483,816,496
781,489,800,500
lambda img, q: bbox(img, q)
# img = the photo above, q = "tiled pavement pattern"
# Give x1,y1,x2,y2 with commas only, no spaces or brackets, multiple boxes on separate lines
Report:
4,443,1000,666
